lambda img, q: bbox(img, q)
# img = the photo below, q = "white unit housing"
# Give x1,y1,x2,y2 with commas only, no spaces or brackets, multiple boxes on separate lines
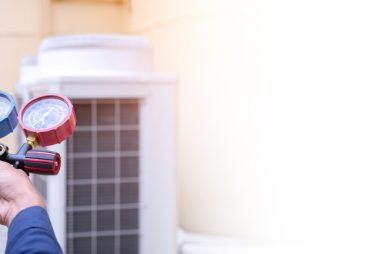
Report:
14,34,177,254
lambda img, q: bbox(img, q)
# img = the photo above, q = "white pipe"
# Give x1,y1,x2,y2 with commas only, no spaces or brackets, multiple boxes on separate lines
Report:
178,229,256,254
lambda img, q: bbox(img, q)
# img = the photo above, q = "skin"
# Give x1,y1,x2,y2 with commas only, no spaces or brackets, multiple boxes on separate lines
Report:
0,161,45,226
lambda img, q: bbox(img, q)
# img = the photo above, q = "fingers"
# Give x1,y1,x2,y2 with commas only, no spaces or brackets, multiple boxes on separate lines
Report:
0,161,30,180
0,161,14,170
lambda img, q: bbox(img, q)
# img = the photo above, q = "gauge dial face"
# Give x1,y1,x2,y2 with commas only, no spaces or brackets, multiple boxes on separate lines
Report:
0,97,11,119
22,98,70,130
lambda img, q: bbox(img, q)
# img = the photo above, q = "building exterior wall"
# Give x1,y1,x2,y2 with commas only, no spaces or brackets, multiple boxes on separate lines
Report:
127,0,264,243
128,0,384,252
51,1,125,34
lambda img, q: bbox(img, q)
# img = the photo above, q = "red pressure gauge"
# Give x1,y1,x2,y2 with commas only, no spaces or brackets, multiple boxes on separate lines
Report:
18,94,76,147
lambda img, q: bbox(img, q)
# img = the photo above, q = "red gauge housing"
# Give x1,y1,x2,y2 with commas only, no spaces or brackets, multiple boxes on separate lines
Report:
18,94,76,147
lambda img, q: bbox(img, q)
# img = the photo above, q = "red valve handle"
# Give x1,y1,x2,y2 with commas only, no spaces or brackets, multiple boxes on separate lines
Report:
24,150,61,175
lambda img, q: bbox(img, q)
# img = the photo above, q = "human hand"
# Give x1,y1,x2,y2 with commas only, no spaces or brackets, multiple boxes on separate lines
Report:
0,161,45,226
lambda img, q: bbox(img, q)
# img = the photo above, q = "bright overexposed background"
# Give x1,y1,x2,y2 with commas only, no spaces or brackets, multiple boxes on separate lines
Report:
2,0,384,253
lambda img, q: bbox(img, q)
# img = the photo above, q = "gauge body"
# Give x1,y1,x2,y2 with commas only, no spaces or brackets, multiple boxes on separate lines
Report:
18,94,76,146
0,91,18,138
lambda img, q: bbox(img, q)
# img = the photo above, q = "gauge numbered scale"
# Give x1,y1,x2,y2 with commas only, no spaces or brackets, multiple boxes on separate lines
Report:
19,94,76,147
0,91,18,138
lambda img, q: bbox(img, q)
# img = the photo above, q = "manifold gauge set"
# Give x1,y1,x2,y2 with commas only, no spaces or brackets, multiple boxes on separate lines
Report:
0,90,76,175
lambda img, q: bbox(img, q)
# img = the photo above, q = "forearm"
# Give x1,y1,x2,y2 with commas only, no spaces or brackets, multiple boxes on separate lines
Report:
6,206,63,254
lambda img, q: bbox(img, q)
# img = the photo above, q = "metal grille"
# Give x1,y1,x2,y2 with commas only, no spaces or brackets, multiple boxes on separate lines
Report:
66,99,140,254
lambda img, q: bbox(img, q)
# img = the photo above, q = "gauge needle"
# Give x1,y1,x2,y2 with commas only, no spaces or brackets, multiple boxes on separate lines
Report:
38,108,54,126
43,108,54,119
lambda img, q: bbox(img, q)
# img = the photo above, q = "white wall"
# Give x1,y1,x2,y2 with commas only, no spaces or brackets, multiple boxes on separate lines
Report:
261,0,384,252
128,0,384,252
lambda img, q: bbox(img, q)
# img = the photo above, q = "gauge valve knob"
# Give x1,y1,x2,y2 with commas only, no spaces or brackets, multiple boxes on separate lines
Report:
24,150,61,175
